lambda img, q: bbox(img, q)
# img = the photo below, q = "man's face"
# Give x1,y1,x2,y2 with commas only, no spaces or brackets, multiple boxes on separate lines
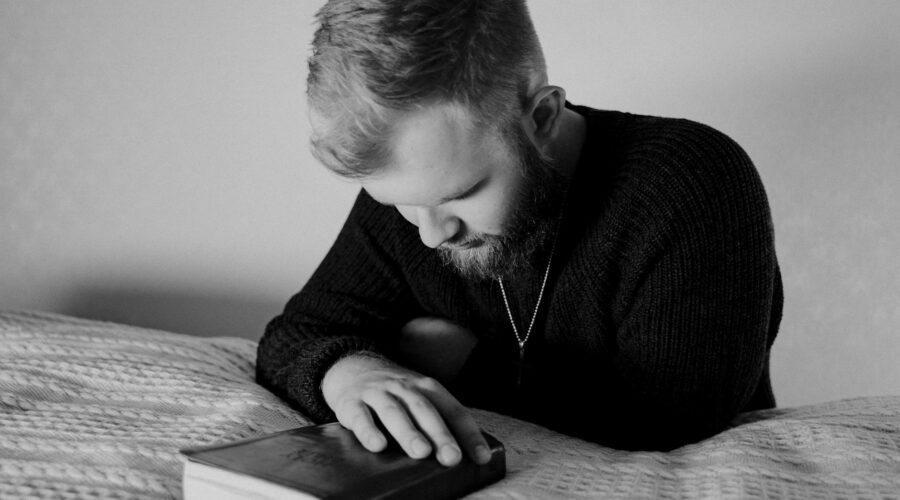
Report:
361,103,566,280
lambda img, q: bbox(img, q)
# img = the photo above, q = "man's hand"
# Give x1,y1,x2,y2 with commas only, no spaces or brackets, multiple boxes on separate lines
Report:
321,353,491,467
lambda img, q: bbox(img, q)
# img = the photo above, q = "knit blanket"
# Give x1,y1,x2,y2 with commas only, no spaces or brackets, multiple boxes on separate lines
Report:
1,311,899,499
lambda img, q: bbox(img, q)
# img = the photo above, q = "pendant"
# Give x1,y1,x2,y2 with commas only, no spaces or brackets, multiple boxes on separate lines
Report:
517,342,526,387
498,240,557,391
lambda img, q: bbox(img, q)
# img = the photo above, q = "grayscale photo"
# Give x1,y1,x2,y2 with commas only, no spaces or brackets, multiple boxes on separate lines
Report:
2,1,899,498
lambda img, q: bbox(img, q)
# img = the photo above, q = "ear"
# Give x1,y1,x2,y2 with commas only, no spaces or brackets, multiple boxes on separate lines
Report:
522,85,567,152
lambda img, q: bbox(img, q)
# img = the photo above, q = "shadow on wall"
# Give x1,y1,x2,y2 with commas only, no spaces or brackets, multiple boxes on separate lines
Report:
62,285,282,341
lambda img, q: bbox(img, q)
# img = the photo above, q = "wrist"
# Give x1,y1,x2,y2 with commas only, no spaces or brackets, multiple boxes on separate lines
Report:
321,351,390,404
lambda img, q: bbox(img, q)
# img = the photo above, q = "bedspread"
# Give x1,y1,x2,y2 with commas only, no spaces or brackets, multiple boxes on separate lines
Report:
1,310,899,499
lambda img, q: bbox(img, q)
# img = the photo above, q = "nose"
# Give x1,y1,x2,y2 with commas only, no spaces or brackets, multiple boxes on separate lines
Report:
414,206,461,249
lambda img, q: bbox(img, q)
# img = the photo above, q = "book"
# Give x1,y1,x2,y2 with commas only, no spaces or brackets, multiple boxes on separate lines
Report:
179,422,506,500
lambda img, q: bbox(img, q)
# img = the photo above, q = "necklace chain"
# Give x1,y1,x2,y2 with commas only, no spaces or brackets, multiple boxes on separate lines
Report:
497,241,556,357
496,188,569,387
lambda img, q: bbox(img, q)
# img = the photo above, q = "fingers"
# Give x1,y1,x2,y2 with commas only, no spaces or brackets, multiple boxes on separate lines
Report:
387,376,490,466
336,377,485,466
415,377,492,465
362,389,435,460
324,357,488,467
334,399,387,453
387,380,461,466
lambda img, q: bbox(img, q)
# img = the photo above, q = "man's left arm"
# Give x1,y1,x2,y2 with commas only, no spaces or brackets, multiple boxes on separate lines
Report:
599,125,783,450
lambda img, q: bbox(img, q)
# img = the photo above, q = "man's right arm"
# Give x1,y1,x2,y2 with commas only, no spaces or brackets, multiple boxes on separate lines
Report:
255,190,489,466
256,190,413,422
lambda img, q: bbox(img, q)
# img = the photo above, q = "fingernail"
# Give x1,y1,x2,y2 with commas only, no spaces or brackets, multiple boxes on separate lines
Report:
411,437,430,458
439,444,461,465
475,445,491,464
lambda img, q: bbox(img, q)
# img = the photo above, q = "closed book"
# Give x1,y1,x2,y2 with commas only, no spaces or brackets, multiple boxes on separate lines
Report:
179,422,506,500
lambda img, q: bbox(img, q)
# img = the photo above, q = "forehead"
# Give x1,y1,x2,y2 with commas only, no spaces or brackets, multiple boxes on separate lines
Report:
363,103,507,206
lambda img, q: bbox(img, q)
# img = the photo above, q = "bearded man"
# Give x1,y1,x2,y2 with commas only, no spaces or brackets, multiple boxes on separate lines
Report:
257,0,783,467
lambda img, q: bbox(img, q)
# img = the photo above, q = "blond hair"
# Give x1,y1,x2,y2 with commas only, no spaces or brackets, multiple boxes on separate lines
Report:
307,0,546,177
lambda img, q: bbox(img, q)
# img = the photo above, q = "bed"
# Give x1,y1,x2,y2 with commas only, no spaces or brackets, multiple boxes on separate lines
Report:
1,310,898,499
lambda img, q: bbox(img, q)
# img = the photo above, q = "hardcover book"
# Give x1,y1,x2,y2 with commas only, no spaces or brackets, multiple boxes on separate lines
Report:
179,422,506,500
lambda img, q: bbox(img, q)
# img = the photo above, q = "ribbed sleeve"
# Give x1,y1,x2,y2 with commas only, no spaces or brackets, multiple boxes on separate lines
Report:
256,191,419,422
596,118,779,448
256,315,378,422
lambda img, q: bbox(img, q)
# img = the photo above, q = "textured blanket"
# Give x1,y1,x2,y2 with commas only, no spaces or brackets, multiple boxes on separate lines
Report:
1,310,899,499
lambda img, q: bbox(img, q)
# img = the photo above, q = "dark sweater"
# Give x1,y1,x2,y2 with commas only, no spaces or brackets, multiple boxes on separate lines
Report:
257,105,783,451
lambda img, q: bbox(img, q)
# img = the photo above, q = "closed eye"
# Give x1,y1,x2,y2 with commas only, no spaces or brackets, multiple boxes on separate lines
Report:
439,178,485,205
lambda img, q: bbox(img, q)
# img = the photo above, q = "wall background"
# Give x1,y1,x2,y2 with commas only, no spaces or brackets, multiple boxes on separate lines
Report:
2,1,898,407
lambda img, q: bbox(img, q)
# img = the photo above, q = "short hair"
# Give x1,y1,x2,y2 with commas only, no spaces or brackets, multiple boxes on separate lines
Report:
307,0,546,178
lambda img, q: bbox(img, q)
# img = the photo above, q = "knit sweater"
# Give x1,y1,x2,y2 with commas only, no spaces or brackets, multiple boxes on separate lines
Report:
256,105,783,451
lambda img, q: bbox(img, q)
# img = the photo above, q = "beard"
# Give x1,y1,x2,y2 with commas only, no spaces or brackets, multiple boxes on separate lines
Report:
436,125,569,280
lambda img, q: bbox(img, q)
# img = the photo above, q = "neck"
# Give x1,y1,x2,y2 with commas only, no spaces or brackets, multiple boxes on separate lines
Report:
550,107,587,183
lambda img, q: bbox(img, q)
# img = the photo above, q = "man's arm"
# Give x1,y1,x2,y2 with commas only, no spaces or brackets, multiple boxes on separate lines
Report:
256,190,488,465
603,219,779,449
535,119,782,450
601,121,782,450
256,190,410,421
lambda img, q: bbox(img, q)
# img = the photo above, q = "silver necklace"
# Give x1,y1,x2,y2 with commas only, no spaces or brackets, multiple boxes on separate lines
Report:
497,241,556,387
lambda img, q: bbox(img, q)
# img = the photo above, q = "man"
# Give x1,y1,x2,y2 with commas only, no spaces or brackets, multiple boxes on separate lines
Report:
257,0,782,468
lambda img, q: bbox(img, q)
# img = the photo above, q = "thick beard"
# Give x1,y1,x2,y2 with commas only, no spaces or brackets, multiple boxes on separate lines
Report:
437,126,568,280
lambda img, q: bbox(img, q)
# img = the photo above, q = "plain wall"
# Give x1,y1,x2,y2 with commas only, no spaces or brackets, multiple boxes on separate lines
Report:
2,1,898,407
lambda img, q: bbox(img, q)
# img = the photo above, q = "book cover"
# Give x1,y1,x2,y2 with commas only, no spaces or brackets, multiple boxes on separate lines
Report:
180,422,506,500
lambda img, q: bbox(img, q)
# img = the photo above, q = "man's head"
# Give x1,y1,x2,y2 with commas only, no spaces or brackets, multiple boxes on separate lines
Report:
307,0,571,279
